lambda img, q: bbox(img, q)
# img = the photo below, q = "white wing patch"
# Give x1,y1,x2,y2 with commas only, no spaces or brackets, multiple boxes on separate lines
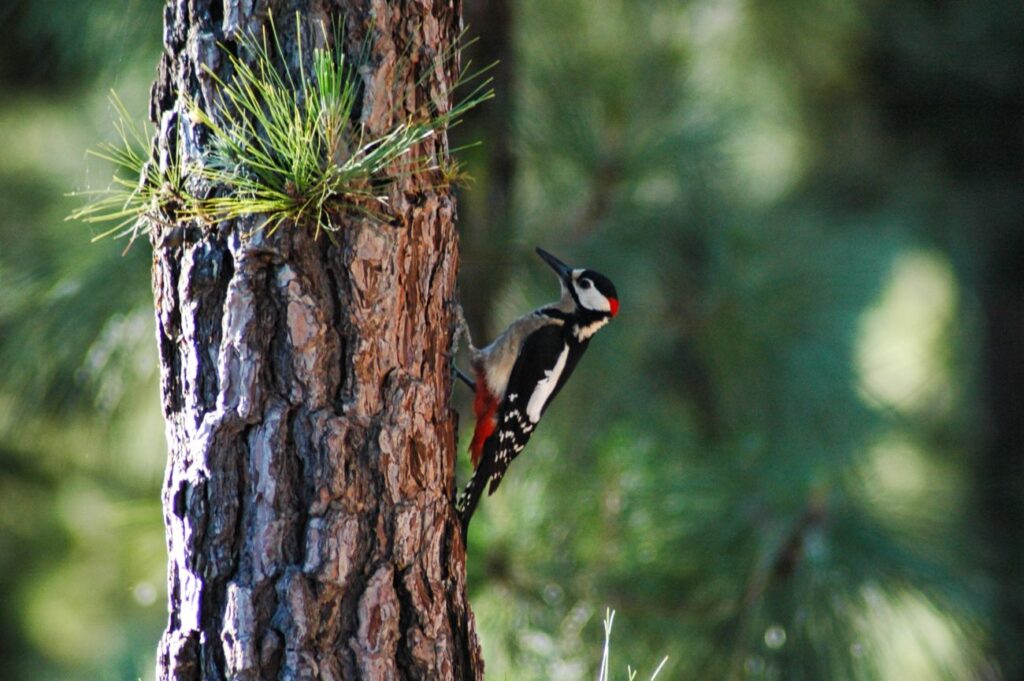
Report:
526,344,570,423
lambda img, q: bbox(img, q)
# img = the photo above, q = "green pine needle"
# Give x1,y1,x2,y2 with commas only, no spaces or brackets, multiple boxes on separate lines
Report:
67,91,184,246
70,13,493,242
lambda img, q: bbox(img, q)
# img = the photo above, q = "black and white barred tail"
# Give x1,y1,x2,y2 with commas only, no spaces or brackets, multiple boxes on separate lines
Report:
456,472,483,541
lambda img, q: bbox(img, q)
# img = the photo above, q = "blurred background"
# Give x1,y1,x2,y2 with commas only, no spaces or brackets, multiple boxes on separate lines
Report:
1,0,1022,679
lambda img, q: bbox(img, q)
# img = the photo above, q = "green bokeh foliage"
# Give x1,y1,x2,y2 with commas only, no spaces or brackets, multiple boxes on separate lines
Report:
1,0,1021,679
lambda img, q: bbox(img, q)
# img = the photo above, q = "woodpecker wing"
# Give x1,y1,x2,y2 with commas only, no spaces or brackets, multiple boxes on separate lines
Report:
458,323,575,532
485,323,587,494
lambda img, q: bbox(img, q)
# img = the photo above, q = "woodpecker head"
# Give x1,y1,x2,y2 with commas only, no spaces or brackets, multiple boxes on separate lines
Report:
536,247,619,318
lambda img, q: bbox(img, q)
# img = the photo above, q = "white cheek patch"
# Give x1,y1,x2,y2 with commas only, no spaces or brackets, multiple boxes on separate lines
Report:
574,282,611,313
526,345,570,423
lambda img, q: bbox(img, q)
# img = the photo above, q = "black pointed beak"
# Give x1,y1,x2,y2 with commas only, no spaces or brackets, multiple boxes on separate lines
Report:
536,247,573,281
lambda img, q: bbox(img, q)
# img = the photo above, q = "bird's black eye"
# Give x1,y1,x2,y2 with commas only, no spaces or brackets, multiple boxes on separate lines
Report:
579,279,592,290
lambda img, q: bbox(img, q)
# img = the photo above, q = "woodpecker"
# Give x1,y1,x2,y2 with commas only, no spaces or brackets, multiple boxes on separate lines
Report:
456,247,619,537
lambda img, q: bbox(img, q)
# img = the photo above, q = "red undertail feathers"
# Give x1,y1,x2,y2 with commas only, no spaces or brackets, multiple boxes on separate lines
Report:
470,371,498,468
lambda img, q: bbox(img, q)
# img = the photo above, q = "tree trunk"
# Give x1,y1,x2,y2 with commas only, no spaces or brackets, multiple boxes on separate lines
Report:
148,1,482,679
982,232,1024,680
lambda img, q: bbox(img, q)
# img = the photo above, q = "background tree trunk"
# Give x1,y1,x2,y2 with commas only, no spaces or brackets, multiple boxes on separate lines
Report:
457,0,515,339
149,1,482,679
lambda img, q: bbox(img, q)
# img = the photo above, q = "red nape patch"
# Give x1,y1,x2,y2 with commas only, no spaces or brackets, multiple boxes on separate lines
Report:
609,298,619,317
470,373,499,468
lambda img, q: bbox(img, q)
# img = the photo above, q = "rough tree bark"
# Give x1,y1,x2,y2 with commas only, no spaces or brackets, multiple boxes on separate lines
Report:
148,1,482,679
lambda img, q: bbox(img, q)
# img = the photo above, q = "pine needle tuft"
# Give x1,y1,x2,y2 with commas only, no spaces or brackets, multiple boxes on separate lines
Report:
70,13,493,243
